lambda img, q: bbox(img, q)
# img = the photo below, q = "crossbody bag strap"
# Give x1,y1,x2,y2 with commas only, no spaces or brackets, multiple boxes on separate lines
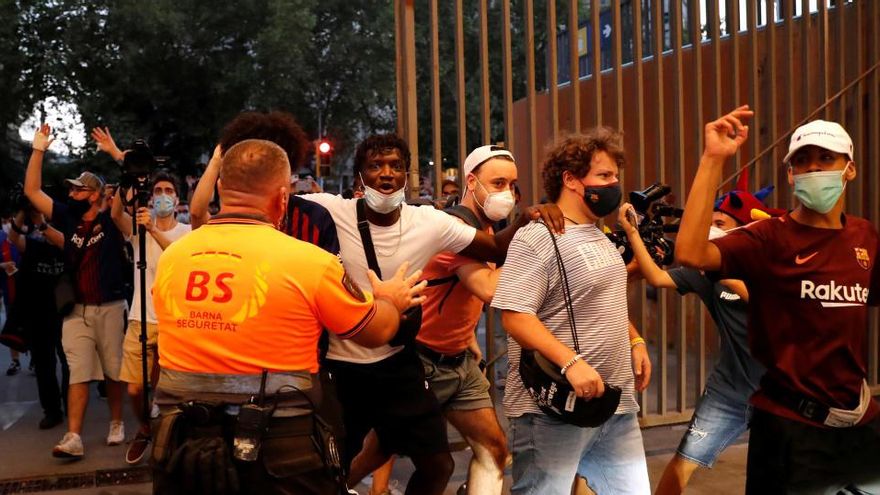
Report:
540,221,580,354
356,198,382,279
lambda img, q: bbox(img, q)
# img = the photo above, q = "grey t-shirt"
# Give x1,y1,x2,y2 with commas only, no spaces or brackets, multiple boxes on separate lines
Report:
668,267,765,402
491,222,638,418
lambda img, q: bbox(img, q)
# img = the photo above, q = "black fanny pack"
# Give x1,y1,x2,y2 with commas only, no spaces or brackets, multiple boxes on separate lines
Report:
356,198,421,347
518,222,621,427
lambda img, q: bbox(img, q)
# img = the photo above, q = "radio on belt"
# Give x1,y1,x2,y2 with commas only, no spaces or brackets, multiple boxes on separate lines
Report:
233,369,274,462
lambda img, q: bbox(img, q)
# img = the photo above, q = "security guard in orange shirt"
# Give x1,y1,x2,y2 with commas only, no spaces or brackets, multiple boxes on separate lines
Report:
150,139,426,495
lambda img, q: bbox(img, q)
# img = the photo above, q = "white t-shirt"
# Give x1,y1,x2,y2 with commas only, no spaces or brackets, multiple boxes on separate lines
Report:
303,193,477,363
130,222,191,323
491,222,638,418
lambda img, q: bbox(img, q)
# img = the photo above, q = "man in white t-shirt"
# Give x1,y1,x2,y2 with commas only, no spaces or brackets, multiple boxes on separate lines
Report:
302,134,562,494
110,169,191,465
492,128,652,495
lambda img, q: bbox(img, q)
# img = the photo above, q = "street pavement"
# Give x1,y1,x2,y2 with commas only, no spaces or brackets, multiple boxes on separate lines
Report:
0,342,747,494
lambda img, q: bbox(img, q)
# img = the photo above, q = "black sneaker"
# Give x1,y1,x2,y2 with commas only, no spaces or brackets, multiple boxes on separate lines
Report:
39,414,64,430
6,359,21,376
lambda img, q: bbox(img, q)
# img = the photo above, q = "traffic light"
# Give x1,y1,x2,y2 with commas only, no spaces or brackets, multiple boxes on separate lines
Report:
315,139,332,178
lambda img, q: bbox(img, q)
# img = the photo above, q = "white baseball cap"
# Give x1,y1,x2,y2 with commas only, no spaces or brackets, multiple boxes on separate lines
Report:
783,120,854,164
462,145,516,177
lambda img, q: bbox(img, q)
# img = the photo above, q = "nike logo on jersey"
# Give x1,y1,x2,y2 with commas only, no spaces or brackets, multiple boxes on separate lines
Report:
795,252,819,265
800,280,869,307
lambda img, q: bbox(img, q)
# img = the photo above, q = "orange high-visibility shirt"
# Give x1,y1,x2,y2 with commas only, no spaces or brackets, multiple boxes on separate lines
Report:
153,216,375,374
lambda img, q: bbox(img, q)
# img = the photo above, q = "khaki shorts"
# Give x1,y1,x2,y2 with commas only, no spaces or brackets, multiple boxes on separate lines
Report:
62,300,127,384
419,350,494,411
119,320,158,384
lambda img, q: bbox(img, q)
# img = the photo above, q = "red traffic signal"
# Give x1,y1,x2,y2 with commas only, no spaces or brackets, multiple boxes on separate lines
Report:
318,140,331,154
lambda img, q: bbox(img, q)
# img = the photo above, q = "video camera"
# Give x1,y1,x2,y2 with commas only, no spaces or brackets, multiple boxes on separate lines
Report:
119,139,156,196
606,183,682,266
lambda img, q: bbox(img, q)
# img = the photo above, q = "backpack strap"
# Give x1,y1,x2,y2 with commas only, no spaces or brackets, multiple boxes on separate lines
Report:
355,199,382,279
443,204,483,230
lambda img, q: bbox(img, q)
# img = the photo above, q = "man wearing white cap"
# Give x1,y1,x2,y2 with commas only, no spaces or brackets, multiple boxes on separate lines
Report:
677,107,880,493
416,146,517,493
24,124,129,460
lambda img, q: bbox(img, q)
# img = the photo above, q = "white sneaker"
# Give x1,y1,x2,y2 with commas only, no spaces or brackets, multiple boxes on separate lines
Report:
107,420,125,446
52,432,84,459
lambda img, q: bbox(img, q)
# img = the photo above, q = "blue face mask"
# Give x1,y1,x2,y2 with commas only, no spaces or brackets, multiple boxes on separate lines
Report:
152,194,177,218
792,165,850,214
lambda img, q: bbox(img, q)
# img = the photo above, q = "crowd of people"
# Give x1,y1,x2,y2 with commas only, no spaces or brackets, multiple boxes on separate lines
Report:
0,105,878,495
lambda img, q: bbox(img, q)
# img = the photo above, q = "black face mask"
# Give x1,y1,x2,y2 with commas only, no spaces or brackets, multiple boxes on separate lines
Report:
582,183,622,218
67,197,92,219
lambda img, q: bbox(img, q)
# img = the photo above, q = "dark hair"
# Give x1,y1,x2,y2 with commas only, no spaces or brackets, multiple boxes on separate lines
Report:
151,170,180,195
219,111,309,170
541,127,625,202
353,134,411,174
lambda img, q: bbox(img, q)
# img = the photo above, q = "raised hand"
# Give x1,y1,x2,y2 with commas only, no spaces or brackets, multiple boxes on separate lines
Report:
91,127,124,161
32,123,55,152
703,105,754,160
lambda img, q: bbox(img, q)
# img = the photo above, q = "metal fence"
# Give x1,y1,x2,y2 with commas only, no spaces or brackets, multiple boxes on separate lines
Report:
394,0,880,427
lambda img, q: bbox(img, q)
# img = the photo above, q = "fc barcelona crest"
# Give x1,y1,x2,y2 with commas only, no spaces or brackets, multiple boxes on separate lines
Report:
854,247,870,270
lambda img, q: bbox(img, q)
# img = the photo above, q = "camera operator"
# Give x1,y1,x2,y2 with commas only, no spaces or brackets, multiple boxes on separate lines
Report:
24,124,128,460
109,168,191,465
491,129,651,495
618,182,782,494
7,201,68,430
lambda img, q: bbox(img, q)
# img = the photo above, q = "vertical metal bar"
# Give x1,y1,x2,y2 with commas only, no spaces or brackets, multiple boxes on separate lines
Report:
612,0,623,131
590,0,602,125
785,0,795,134
712,0,723,120
766,0,779,207
633,0,646,181
569,0,581,132
837,0,846,122
548,0,560,139
819,0,830,119
525,0,540,204
430,0,443,198
690,0,707,396
671,0,687,414
502,0,515,150
802,0,812,120
651,0,667,416
479,0,492,145
870,0,880,387
729,0,742,180
401,0,420,197
853,0,863,217
632,0,648,418
455,0,467,179
747,0,761,189
394,0,405,138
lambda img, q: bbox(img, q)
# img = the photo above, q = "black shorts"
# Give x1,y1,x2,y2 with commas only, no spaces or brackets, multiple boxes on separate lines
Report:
746,408,880,494
325,349,449,465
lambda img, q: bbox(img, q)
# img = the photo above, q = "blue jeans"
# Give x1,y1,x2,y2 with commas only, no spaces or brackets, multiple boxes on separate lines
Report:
508,412,650,495
677,386,752,467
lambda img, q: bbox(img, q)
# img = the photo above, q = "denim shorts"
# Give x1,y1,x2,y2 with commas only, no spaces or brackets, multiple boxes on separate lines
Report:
676,386,752,468
508,412,650,495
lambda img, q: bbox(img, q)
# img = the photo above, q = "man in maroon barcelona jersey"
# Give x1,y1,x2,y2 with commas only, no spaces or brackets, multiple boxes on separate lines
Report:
677,106,880,493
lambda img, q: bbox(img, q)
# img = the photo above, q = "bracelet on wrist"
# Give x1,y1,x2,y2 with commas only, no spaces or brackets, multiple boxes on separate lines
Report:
560,353,583,376
630,337,647,348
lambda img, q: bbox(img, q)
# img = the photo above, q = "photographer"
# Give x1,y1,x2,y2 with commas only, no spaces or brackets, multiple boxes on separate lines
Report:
7,204,68,429
491,129,651,495
109,168,191,465
24,124,128,460
618,183,780,494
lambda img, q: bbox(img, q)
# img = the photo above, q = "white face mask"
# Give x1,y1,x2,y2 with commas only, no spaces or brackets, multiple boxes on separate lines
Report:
708,225,728,241
473,178,515,221
361,173,406,214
